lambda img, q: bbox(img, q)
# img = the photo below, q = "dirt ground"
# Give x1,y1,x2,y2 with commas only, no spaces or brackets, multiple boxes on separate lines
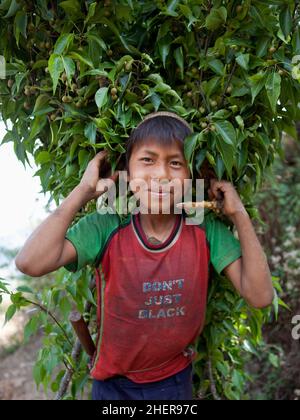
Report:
0,303,52,400
0,333,47,400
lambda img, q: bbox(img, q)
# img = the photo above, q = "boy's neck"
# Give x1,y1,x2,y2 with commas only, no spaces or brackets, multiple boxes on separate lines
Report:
138,212,179,243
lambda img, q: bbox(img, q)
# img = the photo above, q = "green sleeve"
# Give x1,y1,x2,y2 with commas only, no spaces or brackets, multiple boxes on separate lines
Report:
64,212,119,272
203,212,242,275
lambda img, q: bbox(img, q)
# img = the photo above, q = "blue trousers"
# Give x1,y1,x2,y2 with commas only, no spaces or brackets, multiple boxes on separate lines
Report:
92,363,193,400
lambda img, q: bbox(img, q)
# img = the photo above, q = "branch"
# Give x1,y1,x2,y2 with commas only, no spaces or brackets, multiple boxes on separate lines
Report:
55,339,82,400
25,298,73,347
220,61,237,108
55,278,95,400
208,357,221,400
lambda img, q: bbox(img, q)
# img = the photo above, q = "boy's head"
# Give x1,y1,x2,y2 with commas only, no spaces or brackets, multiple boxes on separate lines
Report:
126,112,193,213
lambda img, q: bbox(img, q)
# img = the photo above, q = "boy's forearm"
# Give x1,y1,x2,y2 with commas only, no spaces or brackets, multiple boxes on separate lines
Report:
15,185,91,274
231,210,274,305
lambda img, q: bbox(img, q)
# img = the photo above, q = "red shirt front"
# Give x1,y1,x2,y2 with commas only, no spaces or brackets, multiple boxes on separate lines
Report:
90,212,210,383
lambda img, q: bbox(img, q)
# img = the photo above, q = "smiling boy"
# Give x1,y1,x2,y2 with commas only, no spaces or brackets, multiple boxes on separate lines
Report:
15,111,274,400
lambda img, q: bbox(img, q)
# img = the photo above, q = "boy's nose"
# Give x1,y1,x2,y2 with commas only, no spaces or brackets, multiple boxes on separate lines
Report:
150,164,170,181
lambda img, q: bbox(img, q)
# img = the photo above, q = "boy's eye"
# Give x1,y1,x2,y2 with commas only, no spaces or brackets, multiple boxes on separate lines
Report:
171,161,182,167
140,157,153,163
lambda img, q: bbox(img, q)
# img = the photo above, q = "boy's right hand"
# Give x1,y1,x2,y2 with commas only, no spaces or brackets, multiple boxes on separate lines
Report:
78,151,119,202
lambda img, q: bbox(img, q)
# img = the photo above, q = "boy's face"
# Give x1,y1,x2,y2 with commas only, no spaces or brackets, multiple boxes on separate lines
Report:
128,138,191,214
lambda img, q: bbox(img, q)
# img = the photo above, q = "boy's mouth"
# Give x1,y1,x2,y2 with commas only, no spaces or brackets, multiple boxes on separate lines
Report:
148,187,173,196
149,190,170,197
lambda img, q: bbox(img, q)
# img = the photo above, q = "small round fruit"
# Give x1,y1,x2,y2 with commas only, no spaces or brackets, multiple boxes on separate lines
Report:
269,47,276,54
187,91,193,98
201,122,208,129
62,95,72,103
111,87,118,96
125,61,133,72
30,86,38,95
107,49,113,57
7,79,14,88
199,106,206,114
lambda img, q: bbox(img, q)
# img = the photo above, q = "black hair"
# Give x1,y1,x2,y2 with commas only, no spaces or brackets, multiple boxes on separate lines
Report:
125,116,192,171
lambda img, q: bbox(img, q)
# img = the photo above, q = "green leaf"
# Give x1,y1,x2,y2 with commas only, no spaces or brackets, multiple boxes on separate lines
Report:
84,122,97,144
68,52,94,68
174,47,184,79
158,37,171,69
216,136,234,179
28,116,48,142
33,94,51,115
206,7,227,31
236,54,250,71
86,33,107,51
248,72,267,104
184,132,203,162
95,87,109,109
3,0,20,18
279,7,293,39
215,155,225,180
62,56,75,82
16,285,34,294
36,151,52,165
214,121,236,145
265,72,281,113
59,0,83,20
268,353,280,368
5,304,17,324
48,54,64,94
195,149,207,174
0,280,10,294
78,149,91,170
54,33,74,55
178,4,197,30
165,0,180,17
24,316,39,342
85,2,97,25
14,10,27,46
292,29,300,55
208,59,224,76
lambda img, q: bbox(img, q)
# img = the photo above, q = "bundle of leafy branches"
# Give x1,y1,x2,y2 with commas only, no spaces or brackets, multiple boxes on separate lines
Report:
0,0,300,400
245,134,300,400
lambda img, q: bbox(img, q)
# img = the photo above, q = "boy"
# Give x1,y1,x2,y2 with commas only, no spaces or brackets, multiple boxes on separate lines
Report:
15,111,274,400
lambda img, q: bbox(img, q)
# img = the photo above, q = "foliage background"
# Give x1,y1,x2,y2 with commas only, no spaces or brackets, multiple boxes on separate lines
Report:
0,0,300,399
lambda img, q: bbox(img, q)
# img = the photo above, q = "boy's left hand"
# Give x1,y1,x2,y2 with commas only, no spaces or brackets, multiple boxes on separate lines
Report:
208,179,248,222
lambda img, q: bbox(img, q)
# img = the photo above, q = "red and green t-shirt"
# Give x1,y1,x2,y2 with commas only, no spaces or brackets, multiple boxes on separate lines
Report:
64,210,242,383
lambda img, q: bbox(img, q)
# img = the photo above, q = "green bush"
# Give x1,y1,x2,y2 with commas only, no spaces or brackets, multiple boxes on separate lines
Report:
1,0,299,399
